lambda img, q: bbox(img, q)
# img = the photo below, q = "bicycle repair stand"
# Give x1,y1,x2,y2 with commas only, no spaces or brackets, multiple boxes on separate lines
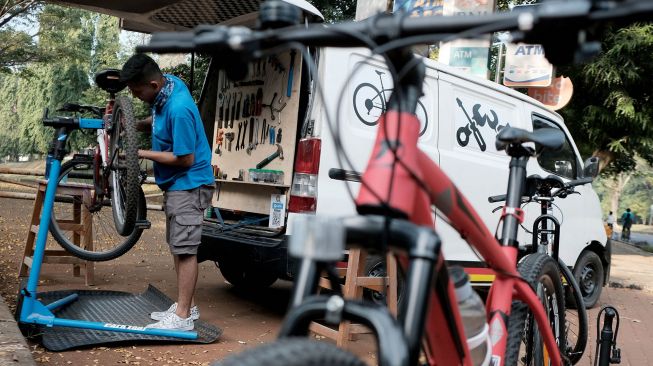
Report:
17,118,197,341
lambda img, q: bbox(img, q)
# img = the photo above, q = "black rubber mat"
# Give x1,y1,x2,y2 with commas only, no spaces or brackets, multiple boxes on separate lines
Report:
35,285,222,351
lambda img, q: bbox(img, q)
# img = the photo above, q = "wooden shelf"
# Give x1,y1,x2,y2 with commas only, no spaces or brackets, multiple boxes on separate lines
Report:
215,179,290,188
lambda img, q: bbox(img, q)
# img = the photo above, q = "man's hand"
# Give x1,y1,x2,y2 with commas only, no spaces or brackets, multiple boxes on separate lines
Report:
138,149,194,168
136,116,153,132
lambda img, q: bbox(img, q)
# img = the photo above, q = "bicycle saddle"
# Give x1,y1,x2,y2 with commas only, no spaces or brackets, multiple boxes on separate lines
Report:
495,127,565,152
525,174,565,196
94,69,126,94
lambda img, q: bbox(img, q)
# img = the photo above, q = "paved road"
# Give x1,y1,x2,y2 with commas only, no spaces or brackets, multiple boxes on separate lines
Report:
613,230,653,246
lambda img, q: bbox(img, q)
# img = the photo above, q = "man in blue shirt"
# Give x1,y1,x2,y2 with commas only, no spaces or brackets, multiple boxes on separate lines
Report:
120,54,215,331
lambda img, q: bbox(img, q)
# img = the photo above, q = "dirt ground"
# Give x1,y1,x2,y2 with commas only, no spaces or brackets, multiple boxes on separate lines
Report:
1,186,652,365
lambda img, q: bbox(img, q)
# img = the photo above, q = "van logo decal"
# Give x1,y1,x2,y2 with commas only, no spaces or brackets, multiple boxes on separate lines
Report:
455,98,510,151
352,69,429,136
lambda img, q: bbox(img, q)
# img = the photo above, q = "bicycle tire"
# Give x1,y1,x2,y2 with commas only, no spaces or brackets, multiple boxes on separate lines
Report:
558,258,588,365
352,82,385,126
49,158,147,261
214,338,367,366
110,95,140,236
505,253,567,366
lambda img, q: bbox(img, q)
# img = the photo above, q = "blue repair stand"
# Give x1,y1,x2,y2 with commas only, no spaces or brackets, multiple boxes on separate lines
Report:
18,116,197,340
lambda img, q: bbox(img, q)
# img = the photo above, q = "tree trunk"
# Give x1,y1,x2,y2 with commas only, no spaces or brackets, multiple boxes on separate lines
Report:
607,173,632,217
593,149,615,174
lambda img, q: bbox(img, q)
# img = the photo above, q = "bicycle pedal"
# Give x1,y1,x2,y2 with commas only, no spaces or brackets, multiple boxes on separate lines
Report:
135,220,151,229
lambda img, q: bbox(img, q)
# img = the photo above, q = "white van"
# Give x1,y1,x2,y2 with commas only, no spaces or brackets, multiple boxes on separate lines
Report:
187,3,610,308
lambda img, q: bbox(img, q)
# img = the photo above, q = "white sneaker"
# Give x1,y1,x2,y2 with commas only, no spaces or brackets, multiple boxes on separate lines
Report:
150,303,200,321
145,312,194,331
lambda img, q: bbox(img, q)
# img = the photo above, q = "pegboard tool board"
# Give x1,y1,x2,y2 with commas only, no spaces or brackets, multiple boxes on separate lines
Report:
210,50,301,213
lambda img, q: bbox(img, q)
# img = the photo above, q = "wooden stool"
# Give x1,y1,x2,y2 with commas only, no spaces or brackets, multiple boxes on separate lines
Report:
19,180,95,286
309,249,398,347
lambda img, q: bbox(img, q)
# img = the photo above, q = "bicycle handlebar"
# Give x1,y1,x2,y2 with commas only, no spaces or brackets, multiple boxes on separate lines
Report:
488,176,593,203
42,108,80,129
138,0,653,68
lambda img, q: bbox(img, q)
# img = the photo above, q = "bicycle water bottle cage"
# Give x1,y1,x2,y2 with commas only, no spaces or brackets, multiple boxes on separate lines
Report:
525,174,565,197
495,127,565,156
95,69,126,94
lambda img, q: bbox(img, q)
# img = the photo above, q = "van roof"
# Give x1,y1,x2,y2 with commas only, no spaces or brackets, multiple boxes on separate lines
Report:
50,0,323,33
428,58,563,121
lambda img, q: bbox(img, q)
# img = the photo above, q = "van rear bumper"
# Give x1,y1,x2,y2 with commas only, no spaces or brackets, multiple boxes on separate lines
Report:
198,220,293,280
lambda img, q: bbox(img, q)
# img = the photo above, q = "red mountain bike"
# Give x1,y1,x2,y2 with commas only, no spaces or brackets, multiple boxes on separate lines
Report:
140,1,651,365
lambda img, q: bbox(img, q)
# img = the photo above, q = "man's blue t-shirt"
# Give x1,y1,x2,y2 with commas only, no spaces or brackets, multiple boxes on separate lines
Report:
151,75,214,191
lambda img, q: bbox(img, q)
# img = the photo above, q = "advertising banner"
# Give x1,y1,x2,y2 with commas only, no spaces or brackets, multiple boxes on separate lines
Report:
503,43,554,87
438,0,495,79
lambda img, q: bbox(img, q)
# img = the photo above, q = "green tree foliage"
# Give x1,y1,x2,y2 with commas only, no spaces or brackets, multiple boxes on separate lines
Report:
0,5,122,160
556,24,653,175
309,0,356,22
0,1,42,72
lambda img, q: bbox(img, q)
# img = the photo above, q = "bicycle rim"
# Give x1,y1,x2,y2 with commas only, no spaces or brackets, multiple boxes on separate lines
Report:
110,95,140,235
49,159,146,261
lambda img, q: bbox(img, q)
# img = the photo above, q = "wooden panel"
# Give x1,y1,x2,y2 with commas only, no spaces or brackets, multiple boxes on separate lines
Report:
214,179,289,215
210,50,301,211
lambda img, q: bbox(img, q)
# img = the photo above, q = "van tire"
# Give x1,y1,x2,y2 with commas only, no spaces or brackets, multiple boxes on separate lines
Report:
218,259,278,290
573,250,604,308
362,255,405,314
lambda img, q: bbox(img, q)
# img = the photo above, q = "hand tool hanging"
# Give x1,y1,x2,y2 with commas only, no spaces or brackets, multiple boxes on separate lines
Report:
287,50,296,97
224,93,232,128
231,92,238,128
256,144,284,169
235,92,243,121
242,95,250,118
240,119,247,150
219,93,230,128
246,117,255,155
235,122,242,151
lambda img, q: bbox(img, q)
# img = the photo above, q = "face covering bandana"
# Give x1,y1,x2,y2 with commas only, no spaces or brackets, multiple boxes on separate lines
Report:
151,75,174,127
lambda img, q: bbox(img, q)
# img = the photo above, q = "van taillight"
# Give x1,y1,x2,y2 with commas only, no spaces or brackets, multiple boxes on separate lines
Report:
289,138,321,213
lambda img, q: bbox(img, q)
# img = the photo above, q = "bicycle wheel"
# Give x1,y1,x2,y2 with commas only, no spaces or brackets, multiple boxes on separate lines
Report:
352,82,385,126
49,158,147,261
505,253,566,366
559,258,588,365
214,338,367,366
109,95,141,236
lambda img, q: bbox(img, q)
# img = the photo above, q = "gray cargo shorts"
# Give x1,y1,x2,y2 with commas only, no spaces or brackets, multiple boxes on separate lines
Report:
163,184,215,255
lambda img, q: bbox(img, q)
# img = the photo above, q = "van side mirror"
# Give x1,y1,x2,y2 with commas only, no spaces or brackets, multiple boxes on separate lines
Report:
583,157,599,178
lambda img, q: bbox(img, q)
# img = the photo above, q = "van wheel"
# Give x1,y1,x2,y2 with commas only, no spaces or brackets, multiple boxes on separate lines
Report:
573,251,604,308
362,255,405,314
218,259,278,290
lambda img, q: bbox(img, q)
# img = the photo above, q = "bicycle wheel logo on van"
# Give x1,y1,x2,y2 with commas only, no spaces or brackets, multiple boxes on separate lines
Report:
352,68,429,136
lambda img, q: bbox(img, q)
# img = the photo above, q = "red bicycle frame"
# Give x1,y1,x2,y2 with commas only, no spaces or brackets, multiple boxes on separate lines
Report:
356,110,562,366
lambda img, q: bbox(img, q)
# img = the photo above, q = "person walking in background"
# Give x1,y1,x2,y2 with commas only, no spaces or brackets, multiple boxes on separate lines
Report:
606,211,615,239
621,208,634,241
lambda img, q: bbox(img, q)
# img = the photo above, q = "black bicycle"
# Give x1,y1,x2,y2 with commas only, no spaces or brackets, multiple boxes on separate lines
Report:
490,174,594,365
